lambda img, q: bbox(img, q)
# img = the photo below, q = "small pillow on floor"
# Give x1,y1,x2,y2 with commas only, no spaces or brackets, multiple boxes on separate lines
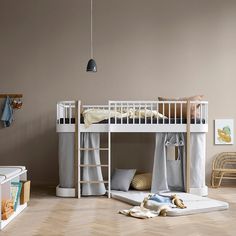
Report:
111,169,136,192
131,173,152,190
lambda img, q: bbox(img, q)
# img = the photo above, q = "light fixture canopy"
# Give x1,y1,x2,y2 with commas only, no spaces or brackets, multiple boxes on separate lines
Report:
86,0,97,72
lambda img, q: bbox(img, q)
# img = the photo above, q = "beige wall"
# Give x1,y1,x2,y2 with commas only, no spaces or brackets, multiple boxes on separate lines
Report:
1,0,236,185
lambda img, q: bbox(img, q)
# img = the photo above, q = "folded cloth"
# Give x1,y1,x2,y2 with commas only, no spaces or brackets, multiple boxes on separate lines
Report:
2,208,14,220
1,199,14,214
119,206,159,219
1,96,13,127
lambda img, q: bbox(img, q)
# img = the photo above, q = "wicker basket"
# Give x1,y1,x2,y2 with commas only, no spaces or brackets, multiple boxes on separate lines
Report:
211,152,236,188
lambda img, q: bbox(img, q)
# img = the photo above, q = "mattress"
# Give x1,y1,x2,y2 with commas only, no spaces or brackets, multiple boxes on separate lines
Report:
111,190,229,216
0,166,26,183
58,117,206,125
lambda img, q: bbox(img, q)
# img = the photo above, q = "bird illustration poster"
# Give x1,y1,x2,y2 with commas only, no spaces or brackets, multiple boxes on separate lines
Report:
215,119,234,145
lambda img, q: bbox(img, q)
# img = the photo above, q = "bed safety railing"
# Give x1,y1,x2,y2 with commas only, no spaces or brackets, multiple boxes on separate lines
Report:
57,101,110,123
57,101,76,124
56,100,208,132
108,101,208,125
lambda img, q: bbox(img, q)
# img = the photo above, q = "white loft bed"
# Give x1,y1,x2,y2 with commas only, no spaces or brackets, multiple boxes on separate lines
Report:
56,100,208,198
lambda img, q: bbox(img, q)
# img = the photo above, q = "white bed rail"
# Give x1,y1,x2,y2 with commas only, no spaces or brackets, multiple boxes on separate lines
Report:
57,101,110,124
82,105,109,110
56,100,208,132
108,100,208,125
57,101,76,124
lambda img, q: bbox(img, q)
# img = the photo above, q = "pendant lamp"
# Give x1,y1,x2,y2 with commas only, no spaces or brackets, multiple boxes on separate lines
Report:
86,0,97,72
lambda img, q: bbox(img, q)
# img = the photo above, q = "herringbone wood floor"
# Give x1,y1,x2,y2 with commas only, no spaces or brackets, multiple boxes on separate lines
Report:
1,186,236,236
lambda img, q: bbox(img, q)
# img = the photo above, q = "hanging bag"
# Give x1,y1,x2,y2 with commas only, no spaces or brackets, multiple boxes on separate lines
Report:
166,134,184,191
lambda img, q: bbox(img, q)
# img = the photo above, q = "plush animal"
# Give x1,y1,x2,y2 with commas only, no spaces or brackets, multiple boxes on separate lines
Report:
141,195,172,216
171,194,186,209
121,194,187,219
141,193,187,217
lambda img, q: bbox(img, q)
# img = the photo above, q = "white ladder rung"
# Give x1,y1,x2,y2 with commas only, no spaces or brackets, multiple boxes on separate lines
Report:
79,148,109,151
79,164,108,167
79,181,109,184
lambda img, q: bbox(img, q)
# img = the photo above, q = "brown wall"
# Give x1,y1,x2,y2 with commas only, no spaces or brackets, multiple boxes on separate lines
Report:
1,0,236,185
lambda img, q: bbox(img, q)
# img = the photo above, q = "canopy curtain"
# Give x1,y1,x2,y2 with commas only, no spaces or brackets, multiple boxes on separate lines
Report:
151,133,186,193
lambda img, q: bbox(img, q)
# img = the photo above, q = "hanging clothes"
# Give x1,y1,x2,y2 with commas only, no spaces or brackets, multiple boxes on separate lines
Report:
1,96,13,127
151,133,186,193
81,132,106,196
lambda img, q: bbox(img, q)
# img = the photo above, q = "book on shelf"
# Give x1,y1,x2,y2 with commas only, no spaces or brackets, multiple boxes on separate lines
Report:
10,182,23,211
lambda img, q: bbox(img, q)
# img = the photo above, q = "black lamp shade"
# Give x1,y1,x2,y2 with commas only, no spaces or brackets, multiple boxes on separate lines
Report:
86,59,97,72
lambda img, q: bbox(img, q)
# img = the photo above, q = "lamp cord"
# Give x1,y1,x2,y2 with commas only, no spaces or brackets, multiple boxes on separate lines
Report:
91,0,93,59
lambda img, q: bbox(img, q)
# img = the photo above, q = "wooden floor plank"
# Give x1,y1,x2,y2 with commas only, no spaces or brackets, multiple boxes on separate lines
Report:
1,186,236,236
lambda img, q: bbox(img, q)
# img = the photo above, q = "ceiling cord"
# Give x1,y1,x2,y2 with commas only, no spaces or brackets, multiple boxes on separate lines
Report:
90,0,93,59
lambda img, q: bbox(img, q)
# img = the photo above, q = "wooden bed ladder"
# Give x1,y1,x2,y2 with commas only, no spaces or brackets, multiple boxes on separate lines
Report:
75,101,110,198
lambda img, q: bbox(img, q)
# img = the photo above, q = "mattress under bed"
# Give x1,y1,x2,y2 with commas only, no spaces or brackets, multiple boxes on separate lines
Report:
111,190,229,216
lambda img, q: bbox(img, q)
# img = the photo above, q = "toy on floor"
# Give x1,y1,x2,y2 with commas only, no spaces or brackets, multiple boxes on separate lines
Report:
119,193,187,219
171,194,187,209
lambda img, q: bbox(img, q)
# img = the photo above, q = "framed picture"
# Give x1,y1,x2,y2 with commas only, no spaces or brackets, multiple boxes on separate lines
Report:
214,119,234,145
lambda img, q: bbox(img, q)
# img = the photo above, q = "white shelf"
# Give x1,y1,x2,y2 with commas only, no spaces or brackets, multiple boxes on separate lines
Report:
0,167,28,230
0,203,27,229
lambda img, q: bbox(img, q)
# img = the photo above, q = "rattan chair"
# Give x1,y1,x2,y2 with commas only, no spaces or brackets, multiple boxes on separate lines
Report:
211,152,236,188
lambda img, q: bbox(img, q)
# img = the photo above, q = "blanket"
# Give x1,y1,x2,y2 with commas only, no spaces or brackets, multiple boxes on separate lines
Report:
119,206,161,219
83,109,127,127
83,108,166,127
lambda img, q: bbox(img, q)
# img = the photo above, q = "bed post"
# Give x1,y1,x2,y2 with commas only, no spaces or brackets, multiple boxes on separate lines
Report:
108,101,111,198
74,100,80,198
186,100,191,193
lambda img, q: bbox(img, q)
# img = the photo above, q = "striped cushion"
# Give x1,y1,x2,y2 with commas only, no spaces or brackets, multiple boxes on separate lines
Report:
131,173,152,190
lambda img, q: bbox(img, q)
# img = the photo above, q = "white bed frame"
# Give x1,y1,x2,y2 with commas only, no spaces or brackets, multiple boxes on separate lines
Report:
56,100,208,198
